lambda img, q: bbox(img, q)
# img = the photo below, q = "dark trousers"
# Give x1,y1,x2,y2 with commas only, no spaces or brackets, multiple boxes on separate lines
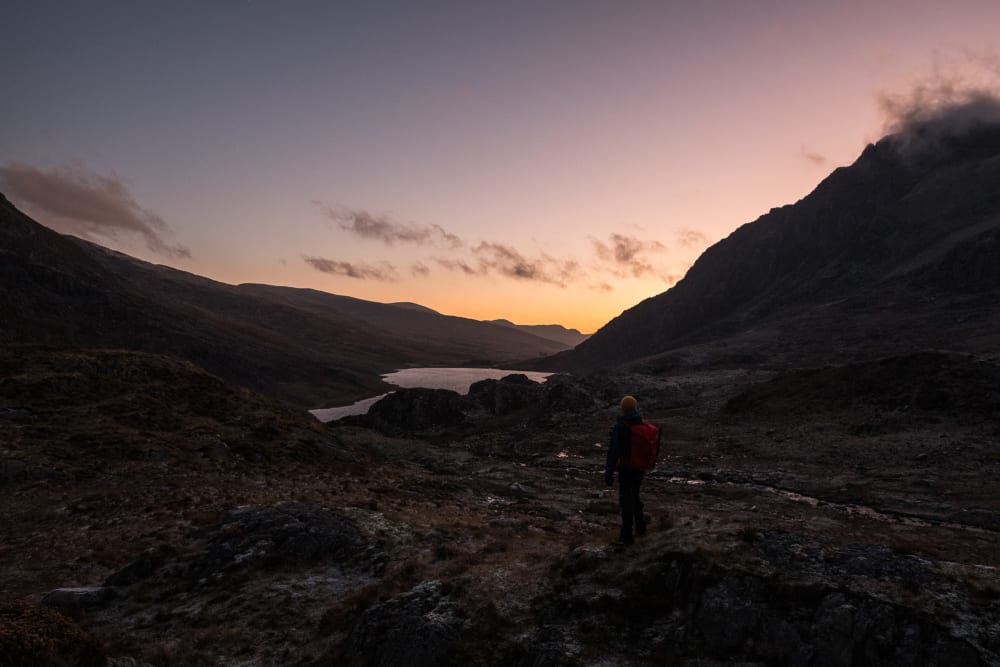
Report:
618,468,646,540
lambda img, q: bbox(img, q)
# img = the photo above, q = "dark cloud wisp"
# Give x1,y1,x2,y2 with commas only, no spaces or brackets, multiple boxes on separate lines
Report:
302,256,398,281
316,203,463,248
314,201,686,290
433,244,582,287
676,228,709,248
472,242,582,287
0,162,191,259
800,145,827,166
591,233,666,279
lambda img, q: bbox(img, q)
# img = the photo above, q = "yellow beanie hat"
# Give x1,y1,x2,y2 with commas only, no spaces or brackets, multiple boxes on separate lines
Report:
620,395,638,413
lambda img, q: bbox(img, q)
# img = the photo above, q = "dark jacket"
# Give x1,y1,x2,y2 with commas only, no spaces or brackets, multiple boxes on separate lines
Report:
606,408,643,481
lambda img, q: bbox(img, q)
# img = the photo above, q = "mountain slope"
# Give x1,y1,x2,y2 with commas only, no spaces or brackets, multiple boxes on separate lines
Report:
545,118,1000,371
0,195,570,407
236,283,572,363
488,318,590,347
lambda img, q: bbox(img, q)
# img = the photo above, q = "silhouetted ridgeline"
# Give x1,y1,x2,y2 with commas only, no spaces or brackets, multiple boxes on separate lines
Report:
543,120,1000,372
0,194,571,407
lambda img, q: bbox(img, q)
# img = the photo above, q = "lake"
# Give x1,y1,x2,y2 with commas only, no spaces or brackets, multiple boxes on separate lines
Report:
309,367,551,422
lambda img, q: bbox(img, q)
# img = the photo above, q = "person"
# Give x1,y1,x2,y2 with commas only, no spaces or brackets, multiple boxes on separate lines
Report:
605,395,647,545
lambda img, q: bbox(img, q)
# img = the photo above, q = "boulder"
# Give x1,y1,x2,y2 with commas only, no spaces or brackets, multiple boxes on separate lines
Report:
366,388,468,433
104,545,175,587
41,586,116,611
186,504,376,586
468,376,544,416
341,580,460,666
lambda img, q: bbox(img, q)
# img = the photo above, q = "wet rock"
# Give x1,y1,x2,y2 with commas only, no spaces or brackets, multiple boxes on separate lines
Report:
341,580,460,667
41,586,116,611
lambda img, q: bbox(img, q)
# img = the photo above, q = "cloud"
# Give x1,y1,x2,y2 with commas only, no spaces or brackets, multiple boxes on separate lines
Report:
472,242,582,287
800,145,827,166
0,161,190,258
676,228,709,248
433,243,582,287
877,50,1000,154
302,256,397,281
316,202,681,290
591,233,667,279
316,203,463,248
435,257,482,276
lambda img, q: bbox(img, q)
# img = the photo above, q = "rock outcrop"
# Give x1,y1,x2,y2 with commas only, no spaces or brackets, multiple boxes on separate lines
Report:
365,388,470,434
337,580,460,666
527,531,997,665
546,120,1000,371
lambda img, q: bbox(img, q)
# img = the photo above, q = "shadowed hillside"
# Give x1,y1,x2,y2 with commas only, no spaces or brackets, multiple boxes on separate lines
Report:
544,118,1000,372
0,195,570,407
488,318,590,347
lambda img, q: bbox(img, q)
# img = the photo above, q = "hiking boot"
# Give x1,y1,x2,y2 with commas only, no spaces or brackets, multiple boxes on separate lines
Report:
635,514,647,536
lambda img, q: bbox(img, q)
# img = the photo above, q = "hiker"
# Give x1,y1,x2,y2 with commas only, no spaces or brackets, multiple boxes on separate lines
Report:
605,395,659,545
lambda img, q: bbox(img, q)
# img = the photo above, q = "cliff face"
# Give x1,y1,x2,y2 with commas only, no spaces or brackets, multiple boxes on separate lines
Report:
549,123,1000,370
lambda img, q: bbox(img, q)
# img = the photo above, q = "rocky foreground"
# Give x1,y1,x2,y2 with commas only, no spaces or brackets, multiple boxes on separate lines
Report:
1,346,998,665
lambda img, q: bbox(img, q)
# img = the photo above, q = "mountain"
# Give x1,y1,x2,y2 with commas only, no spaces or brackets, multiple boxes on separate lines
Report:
389,301,441,315
544,117,1000,371
0,195,572,407
488,318,591,347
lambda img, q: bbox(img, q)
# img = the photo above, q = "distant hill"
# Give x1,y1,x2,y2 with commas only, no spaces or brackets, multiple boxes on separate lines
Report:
488,319,590,347
389,301,441,315
543,116,1000,371
0,195,571,407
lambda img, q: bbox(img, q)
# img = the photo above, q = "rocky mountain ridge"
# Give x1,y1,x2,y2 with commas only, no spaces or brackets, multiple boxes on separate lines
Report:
546,120,1000,371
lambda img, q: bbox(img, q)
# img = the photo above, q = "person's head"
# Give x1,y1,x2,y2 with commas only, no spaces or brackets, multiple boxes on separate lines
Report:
620,395,638,414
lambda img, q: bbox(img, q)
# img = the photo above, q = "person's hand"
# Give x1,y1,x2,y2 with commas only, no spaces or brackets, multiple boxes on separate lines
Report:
605,473,614,487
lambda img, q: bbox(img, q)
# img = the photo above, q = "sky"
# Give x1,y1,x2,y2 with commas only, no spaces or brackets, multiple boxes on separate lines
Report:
3,1,1000,333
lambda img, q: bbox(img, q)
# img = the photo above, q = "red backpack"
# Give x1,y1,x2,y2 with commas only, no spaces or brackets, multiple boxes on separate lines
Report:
619,420,661,470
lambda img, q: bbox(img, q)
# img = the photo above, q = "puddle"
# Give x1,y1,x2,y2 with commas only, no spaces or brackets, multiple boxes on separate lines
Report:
668,477,706,486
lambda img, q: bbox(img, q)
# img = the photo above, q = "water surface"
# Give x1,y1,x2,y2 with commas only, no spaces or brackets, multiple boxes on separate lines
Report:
310,367,550,423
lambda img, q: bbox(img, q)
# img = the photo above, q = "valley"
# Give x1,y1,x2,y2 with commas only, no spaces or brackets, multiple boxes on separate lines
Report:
2,112,1000,665
1,347,997,664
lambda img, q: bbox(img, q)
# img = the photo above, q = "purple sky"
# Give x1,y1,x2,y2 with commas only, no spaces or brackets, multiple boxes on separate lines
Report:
4,1,999,331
